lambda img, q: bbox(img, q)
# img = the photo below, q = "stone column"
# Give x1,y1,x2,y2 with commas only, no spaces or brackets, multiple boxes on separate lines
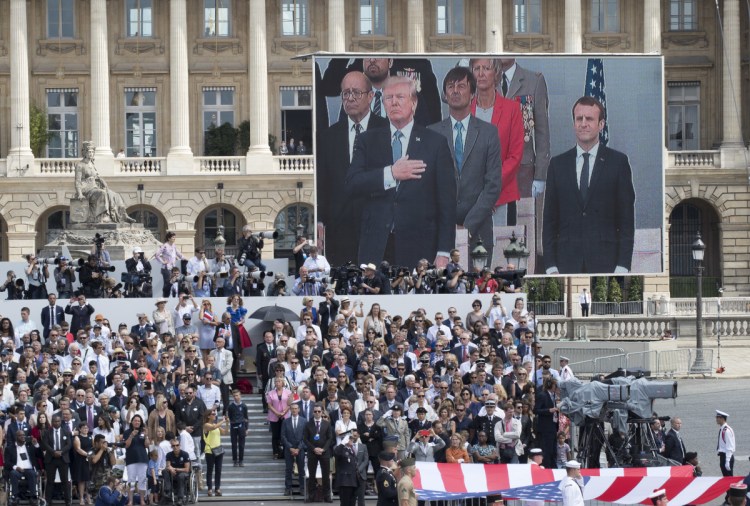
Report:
643,0,661,53
8,0,34,174
406,0,425,53
167,0,193,173
564,0,582,53
328,0,346,52
485,0,503,53
91,0,114,174
247,0,272,157
721,0,743,150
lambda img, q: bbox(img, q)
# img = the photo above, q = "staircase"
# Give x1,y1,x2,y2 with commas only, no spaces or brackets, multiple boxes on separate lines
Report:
202,393,291,500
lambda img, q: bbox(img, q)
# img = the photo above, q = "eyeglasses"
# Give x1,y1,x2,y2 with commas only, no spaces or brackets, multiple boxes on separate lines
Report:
341,89,367,100
313,410,322,413
291,361,299,364
417,395,425,398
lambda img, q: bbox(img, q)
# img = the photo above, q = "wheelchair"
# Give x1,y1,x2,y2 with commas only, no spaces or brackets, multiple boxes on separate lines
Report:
3,469,45,506
161,466,198,505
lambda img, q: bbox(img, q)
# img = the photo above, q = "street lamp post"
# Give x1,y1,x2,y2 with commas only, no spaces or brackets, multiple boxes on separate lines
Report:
690,231,709,374
471,236,489,272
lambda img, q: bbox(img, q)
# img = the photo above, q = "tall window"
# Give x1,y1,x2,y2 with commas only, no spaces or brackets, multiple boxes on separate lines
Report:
281,0,309,36
280,87,312,153
128,207,164,241
46,89,79,159
274,204,313,252
48,0,75,38
667,82,700,151
590,0,619,32
125,88,157,157
126,0,153,37
46,210,71,244
437,0,464,35
669,0,697,31
201,207,239,257
359,0,386,35
204,0,230,37
513,0,541,33
203,87,236,154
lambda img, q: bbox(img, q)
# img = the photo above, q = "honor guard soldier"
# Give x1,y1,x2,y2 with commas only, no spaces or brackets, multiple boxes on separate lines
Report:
559,460,584,506
716,409,736,476
376,451,398,506
397,458,418,506
648,488,669,505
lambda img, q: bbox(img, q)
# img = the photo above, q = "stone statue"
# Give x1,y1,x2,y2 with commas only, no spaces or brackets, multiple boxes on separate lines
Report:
73,141,135,224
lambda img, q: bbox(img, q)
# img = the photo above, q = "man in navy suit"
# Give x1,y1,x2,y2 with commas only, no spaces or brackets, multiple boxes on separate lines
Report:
317,71,389,266
41,293,66,340
542,96,635,274
281,402,307,497
346,76,456,269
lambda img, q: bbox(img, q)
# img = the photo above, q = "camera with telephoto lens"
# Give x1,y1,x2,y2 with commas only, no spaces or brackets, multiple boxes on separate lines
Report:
93,233,105,246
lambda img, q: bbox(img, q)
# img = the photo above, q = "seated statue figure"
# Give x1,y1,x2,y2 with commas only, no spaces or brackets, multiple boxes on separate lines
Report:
74,141,135,224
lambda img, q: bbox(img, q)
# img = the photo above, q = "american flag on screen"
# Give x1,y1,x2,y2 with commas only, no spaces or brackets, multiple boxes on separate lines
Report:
585,57,609,146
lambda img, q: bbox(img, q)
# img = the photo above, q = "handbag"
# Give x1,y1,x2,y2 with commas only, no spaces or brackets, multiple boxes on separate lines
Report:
500,445,516,463
203,432,225,456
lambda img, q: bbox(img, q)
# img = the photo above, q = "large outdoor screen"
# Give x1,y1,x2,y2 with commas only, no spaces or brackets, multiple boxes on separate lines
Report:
313,54,664,276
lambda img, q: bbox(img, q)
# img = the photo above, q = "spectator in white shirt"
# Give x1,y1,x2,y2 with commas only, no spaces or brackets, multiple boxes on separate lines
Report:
301,246,331,280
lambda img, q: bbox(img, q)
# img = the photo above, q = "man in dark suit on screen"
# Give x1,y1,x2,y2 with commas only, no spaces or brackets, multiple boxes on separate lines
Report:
429,66,501,262
542,96,635,275
317,71,389,266
345,76,456,269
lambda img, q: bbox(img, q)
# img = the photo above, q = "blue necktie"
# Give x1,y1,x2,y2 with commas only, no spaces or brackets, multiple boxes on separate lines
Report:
373,91,382,116
392,130,403,163
454,122,464,172
580,152,590,200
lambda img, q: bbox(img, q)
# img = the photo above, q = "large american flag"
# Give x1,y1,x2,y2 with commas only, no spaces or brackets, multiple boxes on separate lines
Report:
413,463,734,504
585,57,609,146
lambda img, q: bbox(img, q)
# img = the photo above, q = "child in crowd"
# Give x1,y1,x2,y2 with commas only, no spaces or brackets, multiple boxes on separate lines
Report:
227,389,249,466
147,448,161,504
555,431,572,469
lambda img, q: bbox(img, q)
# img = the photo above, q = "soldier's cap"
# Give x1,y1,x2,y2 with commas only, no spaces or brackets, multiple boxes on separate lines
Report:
560,356,570,362
378,451,395,462
565,460,581,469
416,407,427,414
716,409,729,418
399,458,416,468
391,404,402,411
529,448,543,456
484,400,496,407
648,489,667,500
728,483,748,498
475,358,486,365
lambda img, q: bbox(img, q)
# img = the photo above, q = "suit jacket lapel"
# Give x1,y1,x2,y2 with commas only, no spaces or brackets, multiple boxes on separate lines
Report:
508,70,523,99
462,117,479,168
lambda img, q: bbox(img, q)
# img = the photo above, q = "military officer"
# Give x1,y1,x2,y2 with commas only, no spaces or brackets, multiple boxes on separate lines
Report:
559,460,584,506
397,458,418,506
716,409,735,476
376,451,398,506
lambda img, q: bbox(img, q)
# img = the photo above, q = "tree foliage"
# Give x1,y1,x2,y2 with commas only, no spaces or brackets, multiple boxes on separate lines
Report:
543,277,562,301
608,277,623,303
204,122,238,156
30,104,53,157
627,276,643,301
593,277,608,302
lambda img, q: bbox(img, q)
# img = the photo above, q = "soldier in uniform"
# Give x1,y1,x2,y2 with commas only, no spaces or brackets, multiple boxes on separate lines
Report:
648,488,669,506
375,451,398,506
727,482,748,506
716,409,735,476
523,448,545,506
472,399,501,446
559,460,584,506
376,405,410,459
397,458,418,506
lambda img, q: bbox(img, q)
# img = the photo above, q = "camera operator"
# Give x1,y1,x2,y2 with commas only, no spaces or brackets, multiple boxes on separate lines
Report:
0,271,24,300
167,267,188,298
155,232,185,298
302,246,330,281
90,240,111,268
292,266,323,297
53,256,76,299
445,249,468,294
187,247,212,297
358,264,383,295
79,255,104,298
209,248,232,296
292,235,310,272
376,262,393,295
387,263,412,295
223,266,244,297
266,273,288,297
25,254,49,299
476,268,499,294
125,247,152,297
413,259,435,295
238,225,266,271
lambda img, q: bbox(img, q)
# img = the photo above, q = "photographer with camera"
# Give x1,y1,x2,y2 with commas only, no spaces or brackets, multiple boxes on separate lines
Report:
388,264,413,295
266,273,288,297
223,267,244,297
412,259,435,294
291,235,310,272
188,247,212,298
0,270,24,300
125,247,153,298
292,266,323,297
25,254,49,300
53,256,76,299
209,249,232,296
79,254,105,298
445,249,468,294
302,246,330,281
358,264,383,295
156,232,185,298
237,225,266,272
476,268,499,294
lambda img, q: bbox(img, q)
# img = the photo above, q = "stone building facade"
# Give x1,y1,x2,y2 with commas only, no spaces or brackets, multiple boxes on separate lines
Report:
0,0,747,292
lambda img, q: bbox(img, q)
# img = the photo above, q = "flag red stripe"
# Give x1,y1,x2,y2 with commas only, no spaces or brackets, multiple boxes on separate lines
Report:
690,477,739,504
484,464,510,491
530,466,557,485
596,476,644,503
651,476,699,505
436,463,467,493
413,469,422,489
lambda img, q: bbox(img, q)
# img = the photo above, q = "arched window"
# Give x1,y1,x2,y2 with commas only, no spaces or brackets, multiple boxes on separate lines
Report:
197,206,243,258
127,206,166,242
668,199,721,297
274,203,313,254
46,209,71,244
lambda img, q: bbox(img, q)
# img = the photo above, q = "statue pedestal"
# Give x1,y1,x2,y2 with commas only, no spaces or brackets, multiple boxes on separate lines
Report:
41,223,161,261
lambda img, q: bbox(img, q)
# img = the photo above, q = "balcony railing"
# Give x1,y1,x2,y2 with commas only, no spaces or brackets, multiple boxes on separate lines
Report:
117,157,165,175
37,158,76,174
196,156,244,174
668,150,721,168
